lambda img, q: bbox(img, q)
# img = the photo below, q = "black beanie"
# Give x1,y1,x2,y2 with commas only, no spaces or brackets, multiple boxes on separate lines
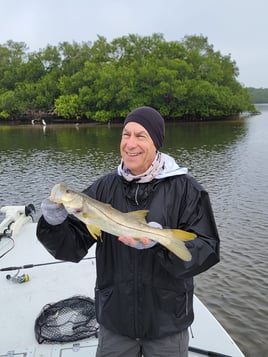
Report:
123,106,165,149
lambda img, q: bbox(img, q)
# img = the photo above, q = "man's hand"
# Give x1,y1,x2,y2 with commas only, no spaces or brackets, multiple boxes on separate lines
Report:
41,198,68,225
118,221,162,249
118,236,154,247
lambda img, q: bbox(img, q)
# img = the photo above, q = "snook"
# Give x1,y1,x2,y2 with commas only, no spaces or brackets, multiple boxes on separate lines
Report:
50,183,196,261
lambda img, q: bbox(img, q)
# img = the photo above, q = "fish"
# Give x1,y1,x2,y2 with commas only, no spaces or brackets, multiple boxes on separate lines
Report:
50,183,197,261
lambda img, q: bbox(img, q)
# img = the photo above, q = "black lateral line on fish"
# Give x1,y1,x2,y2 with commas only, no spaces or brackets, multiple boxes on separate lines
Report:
87,204,151,236
83,202,178,240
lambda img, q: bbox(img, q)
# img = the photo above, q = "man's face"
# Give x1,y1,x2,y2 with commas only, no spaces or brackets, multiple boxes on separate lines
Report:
120,122,157,175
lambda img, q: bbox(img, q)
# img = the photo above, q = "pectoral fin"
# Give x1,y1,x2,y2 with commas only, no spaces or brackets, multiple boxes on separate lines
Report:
82,212,98,219
86,224,101,240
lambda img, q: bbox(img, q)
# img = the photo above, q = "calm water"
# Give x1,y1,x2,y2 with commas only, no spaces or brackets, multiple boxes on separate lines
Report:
1,105,268,356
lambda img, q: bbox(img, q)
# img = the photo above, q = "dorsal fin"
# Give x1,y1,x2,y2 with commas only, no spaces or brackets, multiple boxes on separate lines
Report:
125,210,149,224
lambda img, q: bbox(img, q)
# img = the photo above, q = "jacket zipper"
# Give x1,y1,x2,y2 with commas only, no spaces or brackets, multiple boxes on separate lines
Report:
134,184,139,205
134,251,140,337
134,183,140,337
185,291,189,316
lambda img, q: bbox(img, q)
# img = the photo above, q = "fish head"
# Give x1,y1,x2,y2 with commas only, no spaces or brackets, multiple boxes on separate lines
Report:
50,183,83,210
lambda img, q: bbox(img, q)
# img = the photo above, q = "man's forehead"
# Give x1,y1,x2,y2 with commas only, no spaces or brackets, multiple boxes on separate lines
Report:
123,122,149,134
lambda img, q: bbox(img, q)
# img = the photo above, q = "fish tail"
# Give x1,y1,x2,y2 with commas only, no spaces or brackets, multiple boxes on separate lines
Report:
170,228,196,241
156,228,196,261
159,236,192,261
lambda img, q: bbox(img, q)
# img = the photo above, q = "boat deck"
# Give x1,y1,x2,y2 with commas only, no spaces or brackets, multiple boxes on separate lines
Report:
0,208,245,356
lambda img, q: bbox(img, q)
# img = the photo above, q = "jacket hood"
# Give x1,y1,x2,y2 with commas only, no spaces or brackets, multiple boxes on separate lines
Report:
155,153,188,179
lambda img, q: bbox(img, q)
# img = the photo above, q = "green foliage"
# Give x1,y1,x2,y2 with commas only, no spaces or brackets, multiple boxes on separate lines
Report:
247,87,268,103
0,110,9,119
0,34,257,121
55,94,80,119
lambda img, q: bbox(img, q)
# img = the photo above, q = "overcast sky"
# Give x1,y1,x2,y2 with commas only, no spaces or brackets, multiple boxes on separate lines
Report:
1,0,267,88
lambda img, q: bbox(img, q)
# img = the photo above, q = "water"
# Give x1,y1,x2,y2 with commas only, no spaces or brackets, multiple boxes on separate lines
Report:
1,106,267,356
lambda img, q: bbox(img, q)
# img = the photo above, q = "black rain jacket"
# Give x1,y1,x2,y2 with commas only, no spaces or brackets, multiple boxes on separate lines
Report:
36,171,220,339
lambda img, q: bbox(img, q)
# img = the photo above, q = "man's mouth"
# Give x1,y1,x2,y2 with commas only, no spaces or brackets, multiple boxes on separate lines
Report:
126,152,141,156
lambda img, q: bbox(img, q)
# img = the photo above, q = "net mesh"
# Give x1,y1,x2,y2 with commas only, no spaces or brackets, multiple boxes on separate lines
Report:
34,295,99,344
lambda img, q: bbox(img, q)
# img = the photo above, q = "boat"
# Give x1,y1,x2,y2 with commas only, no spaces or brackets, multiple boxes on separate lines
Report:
0,205,245,357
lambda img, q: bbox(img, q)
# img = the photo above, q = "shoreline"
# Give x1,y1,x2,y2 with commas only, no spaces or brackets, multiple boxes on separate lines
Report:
0,113,251,126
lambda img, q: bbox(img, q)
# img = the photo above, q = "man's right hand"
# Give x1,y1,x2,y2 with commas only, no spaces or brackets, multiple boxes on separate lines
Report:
41,198,68,225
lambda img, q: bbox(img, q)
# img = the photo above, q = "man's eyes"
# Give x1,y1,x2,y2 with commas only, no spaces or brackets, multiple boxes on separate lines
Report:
122,132,146,139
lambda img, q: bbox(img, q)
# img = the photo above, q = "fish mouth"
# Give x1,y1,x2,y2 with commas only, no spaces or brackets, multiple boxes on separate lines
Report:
50,193,59,202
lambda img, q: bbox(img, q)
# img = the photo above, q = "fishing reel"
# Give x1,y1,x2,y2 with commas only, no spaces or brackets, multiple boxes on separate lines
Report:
6,270,29,284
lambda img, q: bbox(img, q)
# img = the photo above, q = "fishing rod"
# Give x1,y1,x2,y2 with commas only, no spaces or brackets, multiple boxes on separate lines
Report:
0,256,96,272
188,346,232,357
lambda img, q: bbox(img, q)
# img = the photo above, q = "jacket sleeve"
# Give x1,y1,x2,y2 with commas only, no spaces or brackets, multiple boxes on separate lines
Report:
36,214,96,263
157,176,220,278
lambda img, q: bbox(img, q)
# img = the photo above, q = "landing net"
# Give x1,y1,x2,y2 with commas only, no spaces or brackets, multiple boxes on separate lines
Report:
35,295,98,344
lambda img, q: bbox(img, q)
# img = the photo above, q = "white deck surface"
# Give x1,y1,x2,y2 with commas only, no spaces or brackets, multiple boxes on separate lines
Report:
0,210,245,356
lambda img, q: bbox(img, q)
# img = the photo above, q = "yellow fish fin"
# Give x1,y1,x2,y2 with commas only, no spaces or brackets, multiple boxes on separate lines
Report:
163,238,192,261
126,210,149,224
171,229,197,241
86,224,101,240
82,212,98,219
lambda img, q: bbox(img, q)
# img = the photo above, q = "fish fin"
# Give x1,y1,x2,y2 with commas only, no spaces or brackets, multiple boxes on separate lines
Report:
126,210,149,224
86,224,101,240
162,238,192,261
155,228,196,261
171,229,196,241
82,212,99,219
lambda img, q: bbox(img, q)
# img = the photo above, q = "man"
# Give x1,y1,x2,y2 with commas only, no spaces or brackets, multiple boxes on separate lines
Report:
37,106,220,357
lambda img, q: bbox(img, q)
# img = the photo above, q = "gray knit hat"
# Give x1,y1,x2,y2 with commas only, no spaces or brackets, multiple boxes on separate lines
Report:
123,106,165,149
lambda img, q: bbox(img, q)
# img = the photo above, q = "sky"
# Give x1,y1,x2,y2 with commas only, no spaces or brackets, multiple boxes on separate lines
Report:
0,0,267,88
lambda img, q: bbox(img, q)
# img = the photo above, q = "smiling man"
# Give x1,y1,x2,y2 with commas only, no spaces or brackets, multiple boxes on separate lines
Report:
37,106,220,357
119,106,165,178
